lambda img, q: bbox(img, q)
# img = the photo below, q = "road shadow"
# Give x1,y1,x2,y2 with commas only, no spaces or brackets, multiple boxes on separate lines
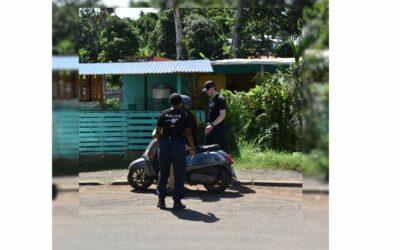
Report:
130,189,156,194
130,183,256,203
166,208,220,223
229,182,256,194
184,189,243,202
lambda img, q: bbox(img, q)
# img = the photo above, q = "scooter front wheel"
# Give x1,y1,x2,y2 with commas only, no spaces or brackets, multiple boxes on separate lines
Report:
127,167,153,191
203,166,231,193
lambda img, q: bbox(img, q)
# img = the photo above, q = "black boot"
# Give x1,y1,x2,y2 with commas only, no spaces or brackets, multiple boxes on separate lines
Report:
173,200,186,210
157,197,166,209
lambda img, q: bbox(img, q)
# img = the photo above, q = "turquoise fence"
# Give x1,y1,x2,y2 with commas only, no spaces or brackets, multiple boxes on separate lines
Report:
77,110,205,156
53,110,205,158
53,110,79,159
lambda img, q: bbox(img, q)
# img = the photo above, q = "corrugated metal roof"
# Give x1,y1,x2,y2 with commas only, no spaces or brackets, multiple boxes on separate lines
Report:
79,60,213,75
211,58,295,66
52,55,79,70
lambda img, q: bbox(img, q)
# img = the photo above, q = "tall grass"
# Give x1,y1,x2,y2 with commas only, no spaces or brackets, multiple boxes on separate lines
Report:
233,142,302,172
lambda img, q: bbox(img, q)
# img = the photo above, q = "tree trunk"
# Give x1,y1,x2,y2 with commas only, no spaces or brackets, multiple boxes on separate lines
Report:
173,8,183,60
167,0,183,60
232,0,244,58
166,0,174,8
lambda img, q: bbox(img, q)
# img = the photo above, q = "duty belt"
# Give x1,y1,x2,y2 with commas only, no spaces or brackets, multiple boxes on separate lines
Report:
164,136,183,140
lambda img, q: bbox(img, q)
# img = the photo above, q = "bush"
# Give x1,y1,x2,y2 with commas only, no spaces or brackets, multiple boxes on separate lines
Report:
104,97,121,110
221,63,302,153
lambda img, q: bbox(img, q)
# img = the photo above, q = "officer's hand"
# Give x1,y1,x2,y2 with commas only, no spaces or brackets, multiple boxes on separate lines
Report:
205,124,213,134
185,144,191,151
189,148,195,158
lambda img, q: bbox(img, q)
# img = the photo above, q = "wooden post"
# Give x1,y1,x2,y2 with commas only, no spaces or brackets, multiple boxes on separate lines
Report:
260,65,265,81
144,74,148,110
99,75,105,110
177,74,182,94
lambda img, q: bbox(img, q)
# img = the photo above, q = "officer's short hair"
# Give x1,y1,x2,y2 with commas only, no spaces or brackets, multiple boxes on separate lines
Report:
169,93,182,105
202,80,216,92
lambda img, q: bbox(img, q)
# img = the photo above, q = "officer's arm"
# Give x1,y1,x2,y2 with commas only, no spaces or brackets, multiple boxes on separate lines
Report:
184,128,195,151
154,126,162,140
210,109,226,127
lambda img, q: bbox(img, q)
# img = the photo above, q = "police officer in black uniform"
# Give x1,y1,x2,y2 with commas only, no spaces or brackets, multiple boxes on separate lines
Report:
181,95,199,149
154,93,195,210
202,80,228,152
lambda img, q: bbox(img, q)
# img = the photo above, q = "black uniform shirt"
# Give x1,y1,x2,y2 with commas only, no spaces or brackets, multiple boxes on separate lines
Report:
157,108,190,139
206,93,227,127
185,111,199,146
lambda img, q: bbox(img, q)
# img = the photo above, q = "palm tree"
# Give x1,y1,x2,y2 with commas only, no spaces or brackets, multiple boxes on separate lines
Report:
231,0,244,58
167,0,183,59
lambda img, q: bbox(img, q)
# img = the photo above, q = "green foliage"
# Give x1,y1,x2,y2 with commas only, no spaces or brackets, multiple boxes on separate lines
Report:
182,13,224,59
221,62,302,153
75,6,305,61
55,39,75,55
303,0,329,49
149,9,177,58
53,0,102,55
79,8,108,62
104,97,121,110
302,149,328,176
98,16,140,62
237,7,302,58
134,12,158,50
301,0,329,177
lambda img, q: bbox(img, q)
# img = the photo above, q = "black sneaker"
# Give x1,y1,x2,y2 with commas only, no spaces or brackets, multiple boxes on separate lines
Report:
173,200,186,210
157,198,166,209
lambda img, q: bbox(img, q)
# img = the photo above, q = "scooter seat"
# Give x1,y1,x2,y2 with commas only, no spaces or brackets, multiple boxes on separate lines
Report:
196,144,221,153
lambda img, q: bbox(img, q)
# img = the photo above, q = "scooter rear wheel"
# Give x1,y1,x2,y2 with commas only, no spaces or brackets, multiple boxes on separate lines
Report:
127,167,153,191
203,166,231,193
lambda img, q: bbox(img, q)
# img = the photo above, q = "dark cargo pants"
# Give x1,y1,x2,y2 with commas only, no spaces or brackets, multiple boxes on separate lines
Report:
156,138,187,201
205,124,228,153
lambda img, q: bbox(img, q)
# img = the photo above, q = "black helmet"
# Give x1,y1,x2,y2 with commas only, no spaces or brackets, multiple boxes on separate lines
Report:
169,93,182,105
181,95,191,109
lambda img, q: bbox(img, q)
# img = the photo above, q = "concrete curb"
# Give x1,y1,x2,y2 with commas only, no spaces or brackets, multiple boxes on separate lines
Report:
250,180,302,188
62,181,328,194
110,180,129,185
77,179,303,188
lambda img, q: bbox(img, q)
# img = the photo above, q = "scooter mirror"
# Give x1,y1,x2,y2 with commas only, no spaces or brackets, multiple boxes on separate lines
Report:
152,128,156,137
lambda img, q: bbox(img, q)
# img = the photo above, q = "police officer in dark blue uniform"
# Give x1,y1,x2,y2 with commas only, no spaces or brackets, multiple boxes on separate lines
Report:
154,93,195,210
181,95,199,149
202,80,228,152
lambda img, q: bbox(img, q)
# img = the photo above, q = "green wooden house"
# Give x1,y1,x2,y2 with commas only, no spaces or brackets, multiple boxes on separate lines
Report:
77,58,294,155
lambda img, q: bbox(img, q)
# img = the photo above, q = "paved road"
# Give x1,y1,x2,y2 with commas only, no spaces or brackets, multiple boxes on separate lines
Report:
53,191,78,250
53,183,328,250
301,193,329,249
79,183,303,250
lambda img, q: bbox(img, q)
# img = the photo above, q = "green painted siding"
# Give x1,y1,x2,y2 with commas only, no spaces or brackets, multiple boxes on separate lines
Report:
122,74,178,111
122,75,144,110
